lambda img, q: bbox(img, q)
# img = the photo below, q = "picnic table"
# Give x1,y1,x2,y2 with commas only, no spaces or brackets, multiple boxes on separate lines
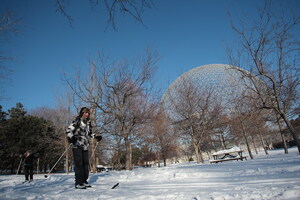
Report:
209,146,247,164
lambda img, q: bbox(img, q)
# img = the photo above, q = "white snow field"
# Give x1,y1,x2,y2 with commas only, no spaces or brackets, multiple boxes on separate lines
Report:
0,147,300,200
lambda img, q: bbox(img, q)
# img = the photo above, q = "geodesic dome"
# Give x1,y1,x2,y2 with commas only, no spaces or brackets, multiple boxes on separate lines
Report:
161,64,250,118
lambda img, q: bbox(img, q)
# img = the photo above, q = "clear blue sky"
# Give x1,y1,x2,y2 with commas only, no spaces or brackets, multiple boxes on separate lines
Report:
1,0,299,112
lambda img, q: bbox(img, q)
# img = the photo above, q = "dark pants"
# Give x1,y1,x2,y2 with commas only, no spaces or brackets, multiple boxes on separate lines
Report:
24,165,33,180
72,148,89,185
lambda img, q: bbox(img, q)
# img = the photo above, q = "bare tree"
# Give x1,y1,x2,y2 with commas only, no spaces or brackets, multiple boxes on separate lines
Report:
167,76,223,164
147,109,179,167
227,1,300,153
211,114,231,151
250,111,272,155
229,113,254,160
229,94,262,159
64,50,159,170
102,52,158,170
55,0,153,29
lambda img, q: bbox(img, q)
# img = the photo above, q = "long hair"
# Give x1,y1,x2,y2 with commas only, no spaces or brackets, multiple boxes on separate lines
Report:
78,107,90,118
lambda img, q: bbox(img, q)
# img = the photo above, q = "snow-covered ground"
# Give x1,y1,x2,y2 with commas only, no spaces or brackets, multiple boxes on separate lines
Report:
1,147,300,200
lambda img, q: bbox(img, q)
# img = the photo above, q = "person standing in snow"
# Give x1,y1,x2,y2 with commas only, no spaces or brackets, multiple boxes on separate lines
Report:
22,150,38,182
66,107,102,189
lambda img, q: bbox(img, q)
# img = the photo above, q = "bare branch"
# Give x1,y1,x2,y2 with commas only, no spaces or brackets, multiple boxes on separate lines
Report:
55,0,74,28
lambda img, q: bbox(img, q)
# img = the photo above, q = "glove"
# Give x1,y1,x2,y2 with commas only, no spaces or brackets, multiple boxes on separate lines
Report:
68,136,77,144
95,135,102,142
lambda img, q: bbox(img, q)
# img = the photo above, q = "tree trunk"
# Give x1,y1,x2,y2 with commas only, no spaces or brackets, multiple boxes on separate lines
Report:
198,145,204,164
65,137,69,174
96,157,99,166
241,122,253,159
116,137,122,170
282,115,300,154
157,151,160,167
90,139,96,173
276,114,288,154
125,138,132,170
257,128,268,155
193,140,201,164
90,104,97,172
37,158,40,174
250,135,258,154
65,100,71,174
220,134,226,150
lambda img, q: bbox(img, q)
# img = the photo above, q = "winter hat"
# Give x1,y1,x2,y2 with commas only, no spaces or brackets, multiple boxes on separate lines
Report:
79,107,90,117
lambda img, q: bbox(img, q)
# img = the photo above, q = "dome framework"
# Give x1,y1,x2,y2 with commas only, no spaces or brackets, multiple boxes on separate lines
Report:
162,64,251,118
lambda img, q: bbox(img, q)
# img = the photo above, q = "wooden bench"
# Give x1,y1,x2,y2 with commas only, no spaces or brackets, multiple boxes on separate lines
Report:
209,147,247,164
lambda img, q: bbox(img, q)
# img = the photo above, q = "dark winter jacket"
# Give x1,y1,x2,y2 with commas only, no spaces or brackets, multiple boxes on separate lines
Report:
66,117,93,151
23,153,38,167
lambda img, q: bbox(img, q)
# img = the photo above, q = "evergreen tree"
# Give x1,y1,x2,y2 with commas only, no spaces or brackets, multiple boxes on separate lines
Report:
0,105,7,122
0,105,8,172
8,103,26,118
0,103,58,173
